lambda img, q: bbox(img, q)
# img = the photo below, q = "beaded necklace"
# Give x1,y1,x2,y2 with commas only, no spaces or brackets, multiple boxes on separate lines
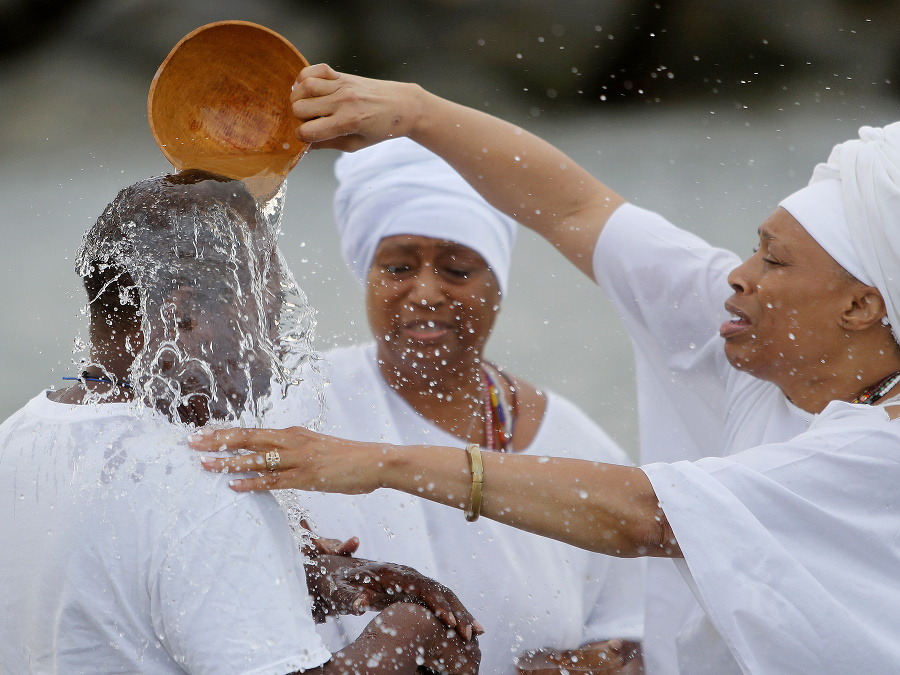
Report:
479,363,517,452
851,370,900,405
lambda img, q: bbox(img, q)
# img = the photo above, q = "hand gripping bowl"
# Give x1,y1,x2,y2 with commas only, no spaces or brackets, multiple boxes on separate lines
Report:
148,21,310,194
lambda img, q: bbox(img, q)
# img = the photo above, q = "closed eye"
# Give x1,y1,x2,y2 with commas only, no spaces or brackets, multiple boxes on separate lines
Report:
444,267,473,279
383,264,412,274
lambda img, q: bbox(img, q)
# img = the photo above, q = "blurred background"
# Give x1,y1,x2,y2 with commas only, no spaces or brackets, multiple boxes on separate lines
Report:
1,0,898,457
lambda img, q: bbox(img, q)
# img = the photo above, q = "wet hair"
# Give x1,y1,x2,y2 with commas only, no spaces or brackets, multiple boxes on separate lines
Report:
78,169,261,329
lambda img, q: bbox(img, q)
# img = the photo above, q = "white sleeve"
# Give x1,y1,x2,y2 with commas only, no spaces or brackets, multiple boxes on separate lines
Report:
642,404,900,672
150,493,332,675
593,203,739,361
593,203,740,466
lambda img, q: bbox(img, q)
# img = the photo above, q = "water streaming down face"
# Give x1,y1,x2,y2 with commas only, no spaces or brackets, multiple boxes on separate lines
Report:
73,170,323,546
74,169,323,430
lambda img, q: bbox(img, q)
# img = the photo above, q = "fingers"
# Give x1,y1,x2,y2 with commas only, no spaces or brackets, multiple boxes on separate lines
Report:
190,427,311,483
188,426,289,452
335,536,361,556
288,64,418,151
426,581,483,638
213,469,296,492
311,535,359,557
407,576,482,640
329,582,374,616
196,450,269,475
290,63,339,97
384,568,481,641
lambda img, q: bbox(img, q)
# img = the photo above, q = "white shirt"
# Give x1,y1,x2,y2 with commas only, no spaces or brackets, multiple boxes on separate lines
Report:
594,203,900,673
269,343,645,675
0,392,331,674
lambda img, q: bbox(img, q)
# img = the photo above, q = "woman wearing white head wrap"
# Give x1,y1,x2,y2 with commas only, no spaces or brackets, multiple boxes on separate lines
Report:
334,137,517,295
266,138,644,674
198,68,900,672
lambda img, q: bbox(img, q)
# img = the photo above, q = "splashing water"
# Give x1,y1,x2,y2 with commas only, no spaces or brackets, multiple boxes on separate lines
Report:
73,169,323,541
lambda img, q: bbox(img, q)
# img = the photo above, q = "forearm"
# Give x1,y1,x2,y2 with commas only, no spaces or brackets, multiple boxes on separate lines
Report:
405,87,624,277
192,427,676,558
380,445,679,557
292,65,623,278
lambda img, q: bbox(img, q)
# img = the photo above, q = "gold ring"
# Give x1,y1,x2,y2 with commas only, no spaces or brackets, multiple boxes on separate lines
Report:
265,450,281,472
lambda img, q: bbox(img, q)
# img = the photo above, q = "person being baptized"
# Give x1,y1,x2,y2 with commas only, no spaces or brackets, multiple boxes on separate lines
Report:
0,169,480,674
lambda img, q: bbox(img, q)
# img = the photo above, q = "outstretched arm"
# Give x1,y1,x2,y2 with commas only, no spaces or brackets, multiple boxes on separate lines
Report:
290,64,625,279
191,427,679,559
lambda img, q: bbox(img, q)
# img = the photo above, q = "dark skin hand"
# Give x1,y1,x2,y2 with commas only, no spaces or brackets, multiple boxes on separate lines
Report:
297,602,480,675
300,523,482,640
304,552,483,641
517,640,643,674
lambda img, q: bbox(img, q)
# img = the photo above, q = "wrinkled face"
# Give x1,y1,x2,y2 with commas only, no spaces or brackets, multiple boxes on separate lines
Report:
721,207,860,385
366,235,500,379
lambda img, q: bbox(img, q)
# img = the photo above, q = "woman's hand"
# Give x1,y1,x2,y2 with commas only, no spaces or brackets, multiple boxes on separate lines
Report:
290,63,424,153
516,640,642,674
189,426,389,494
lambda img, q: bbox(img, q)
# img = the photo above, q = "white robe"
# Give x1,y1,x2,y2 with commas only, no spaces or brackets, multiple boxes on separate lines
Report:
646,402,900,673
269,343,645,675
0,392,330,674
596,203,900,672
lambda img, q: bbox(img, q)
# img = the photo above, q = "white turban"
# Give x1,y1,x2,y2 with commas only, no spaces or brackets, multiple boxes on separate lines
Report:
779,122,900,342
333,138,518,295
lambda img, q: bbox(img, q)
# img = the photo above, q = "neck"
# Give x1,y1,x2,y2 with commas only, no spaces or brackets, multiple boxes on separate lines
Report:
780,343,900,413
376,346,487,441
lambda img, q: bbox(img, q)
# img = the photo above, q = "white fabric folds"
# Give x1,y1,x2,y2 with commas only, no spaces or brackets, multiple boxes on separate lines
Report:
333,138,518,295
780,122,900,341
779,179,874,286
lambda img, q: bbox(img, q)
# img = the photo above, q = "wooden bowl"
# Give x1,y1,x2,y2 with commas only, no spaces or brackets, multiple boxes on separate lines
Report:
148,21,310,186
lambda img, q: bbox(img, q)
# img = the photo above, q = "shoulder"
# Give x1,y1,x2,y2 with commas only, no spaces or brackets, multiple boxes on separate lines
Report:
698,400,900,484
808,400,896,433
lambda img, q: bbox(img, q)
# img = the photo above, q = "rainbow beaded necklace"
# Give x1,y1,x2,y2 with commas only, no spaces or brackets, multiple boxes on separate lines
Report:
851,370,900,405
479,362,517,452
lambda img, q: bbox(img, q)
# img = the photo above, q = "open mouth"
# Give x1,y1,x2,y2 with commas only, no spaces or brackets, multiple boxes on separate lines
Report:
401,320,452,342
720,304,752,338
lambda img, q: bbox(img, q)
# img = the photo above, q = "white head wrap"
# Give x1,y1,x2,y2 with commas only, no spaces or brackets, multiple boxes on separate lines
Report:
778,122,900,342
333,138,518,295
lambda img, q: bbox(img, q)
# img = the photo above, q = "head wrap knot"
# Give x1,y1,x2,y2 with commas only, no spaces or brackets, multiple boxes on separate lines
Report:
333,138,517,295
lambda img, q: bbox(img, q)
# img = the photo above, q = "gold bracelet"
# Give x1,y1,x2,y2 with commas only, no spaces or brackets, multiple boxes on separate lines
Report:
464,443,484,522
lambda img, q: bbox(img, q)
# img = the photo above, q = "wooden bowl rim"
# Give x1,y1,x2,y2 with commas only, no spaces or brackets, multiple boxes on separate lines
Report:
147,20,309,179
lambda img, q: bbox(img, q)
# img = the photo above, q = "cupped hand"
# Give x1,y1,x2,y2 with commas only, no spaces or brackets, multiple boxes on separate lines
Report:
313,555,483,641
289,63,423,152
189,425,389,494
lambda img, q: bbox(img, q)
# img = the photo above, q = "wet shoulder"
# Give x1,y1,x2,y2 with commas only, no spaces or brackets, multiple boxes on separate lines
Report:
75,412,228,494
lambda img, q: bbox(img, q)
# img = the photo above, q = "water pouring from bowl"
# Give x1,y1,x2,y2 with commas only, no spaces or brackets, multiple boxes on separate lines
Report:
147,20,310,198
